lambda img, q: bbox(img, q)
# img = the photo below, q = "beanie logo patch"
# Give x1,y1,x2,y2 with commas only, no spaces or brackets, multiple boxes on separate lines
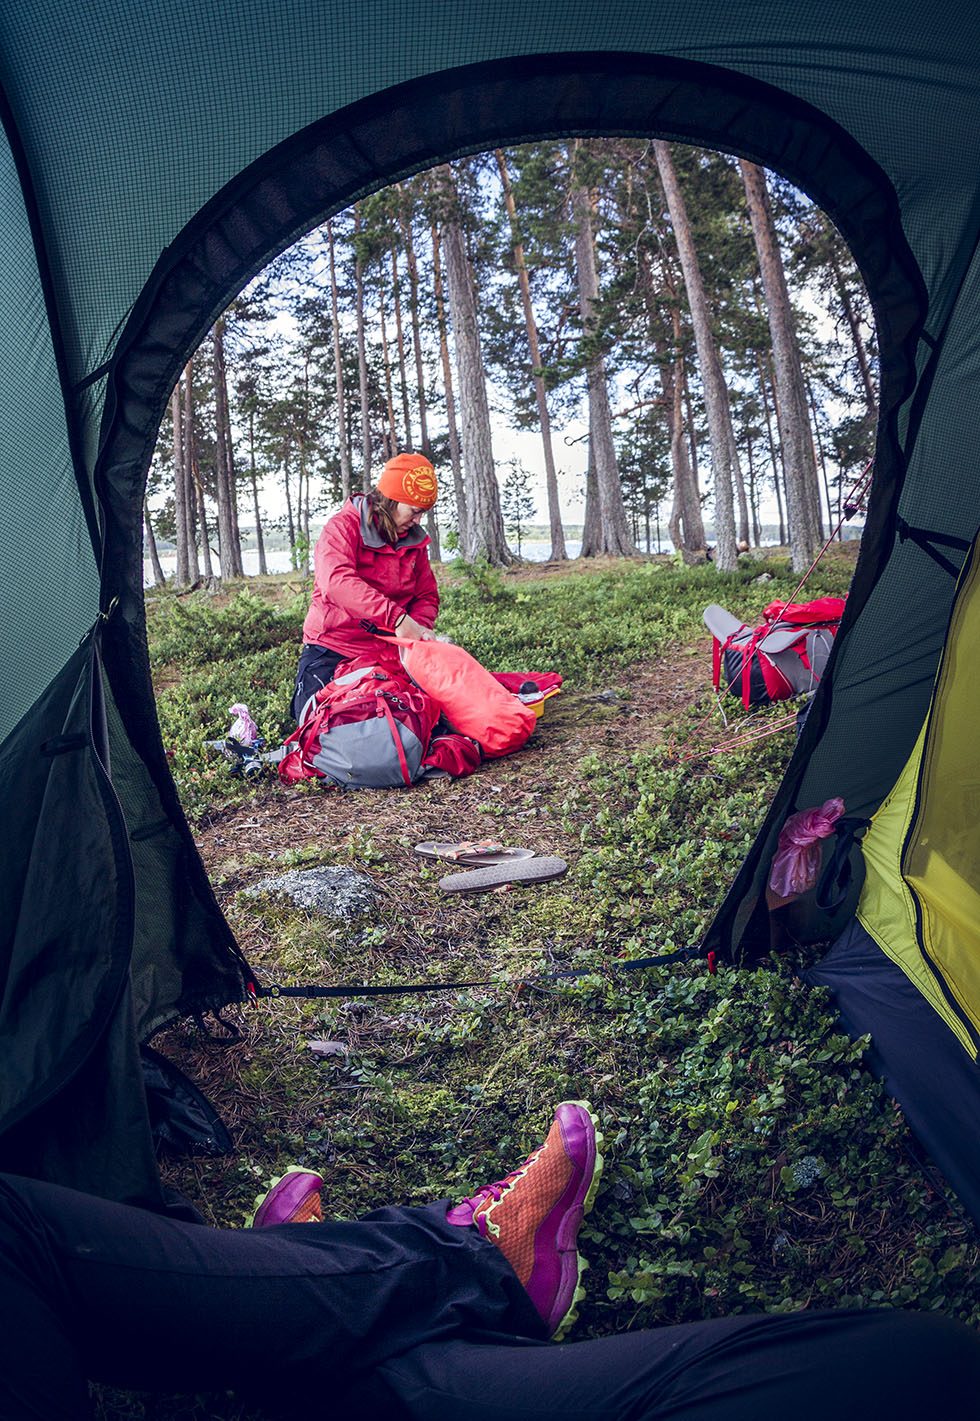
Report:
403,466,438,505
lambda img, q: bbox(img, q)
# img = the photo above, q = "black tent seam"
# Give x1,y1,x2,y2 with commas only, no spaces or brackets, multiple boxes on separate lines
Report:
900,212,980,469
896,518,972,578
75,360,112,393
0,79,102,563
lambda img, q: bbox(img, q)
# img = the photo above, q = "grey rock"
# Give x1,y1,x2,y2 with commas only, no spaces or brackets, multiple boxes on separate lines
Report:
244,866,379,918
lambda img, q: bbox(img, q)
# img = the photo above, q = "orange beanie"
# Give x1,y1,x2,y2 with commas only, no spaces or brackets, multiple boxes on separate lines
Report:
376,453,438,509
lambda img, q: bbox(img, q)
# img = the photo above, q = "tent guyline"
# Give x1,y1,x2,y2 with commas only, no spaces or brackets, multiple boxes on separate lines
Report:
245,946,716,1003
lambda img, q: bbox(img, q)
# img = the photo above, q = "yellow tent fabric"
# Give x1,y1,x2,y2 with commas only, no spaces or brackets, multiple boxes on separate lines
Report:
858,538,980,1057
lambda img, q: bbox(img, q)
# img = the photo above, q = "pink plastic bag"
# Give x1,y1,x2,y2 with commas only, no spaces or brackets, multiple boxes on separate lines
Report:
227,702,259,746
768,797,845,899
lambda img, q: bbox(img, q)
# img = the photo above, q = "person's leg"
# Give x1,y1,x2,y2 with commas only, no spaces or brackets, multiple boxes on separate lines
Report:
0,1172,539,1421
373,1306,980,1421
291,644,344,720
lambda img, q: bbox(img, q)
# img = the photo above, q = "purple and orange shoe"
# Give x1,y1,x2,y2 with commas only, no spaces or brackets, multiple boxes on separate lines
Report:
447,1101,603,1339
247,1167,324,1228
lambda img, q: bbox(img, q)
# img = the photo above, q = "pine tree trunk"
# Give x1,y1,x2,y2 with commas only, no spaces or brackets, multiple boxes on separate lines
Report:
654,141,739,571
212,317,242,578
496,149,567,561
806,375,836,540
377,267,398,457
326,219,352,501
663,300,706,559
143,499,166,585
730,425,751,548
282,445,296,559
248,406,268,575
438,165,511,565
745,431,761,545
431,224,467,549
192,460,214,580
399,204,440,559
182,362,201,582
401,200,430,457
170,382,190,585
756,350,785,544
740,159,820,572
354,208,373,490
579,436,602,557
569,156,636,557
390,246,414,451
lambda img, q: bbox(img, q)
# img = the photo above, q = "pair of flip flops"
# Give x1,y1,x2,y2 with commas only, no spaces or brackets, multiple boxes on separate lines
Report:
414,840,568,894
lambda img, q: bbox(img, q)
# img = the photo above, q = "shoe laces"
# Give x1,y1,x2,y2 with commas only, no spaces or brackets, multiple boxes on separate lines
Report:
457,1146,542,1213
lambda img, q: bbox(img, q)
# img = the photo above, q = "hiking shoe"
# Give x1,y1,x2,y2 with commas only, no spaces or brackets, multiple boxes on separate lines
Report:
446,1101,603,1339
247,1167,324,1228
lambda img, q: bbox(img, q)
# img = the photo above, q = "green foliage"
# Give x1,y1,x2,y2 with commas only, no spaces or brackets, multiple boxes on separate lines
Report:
144,553,980,1421
148,589,299,670
438,556,851,681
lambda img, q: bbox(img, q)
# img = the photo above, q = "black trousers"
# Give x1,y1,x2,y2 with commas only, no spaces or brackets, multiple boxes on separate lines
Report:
291,644,345,720
3,1171,979,1421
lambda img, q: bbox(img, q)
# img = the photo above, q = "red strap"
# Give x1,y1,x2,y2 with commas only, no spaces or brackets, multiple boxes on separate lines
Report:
380,696,413,785
712,636,721,691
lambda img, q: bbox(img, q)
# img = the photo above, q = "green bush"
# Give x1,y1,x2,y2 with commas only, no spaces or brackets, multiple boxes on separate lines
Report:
148,588,300,670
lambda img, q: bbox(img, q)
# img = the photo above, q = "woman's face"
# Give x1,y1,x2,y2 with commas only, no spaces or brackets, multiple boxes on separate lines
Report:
393,502,430,534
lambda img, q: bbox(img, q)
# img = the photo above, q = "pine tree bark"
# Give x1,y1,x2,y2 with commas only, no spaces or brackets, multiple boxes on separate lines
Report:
170,382,190,585
326,219,352,501
212,316,243,578
247,405,268,575
398,201,440,559
431,223,467,550
496,149,567,561
353,208,373,490
143,499,166,586
570,153,636,557
756,350,785,544
377,267,398,458
390,246,414,450
181,362,201,582
191,459,214,580
662,294,705,560
579,435,602,556
438,165,511,565
653,141,739,571
740,159,821,572
282,443,295,558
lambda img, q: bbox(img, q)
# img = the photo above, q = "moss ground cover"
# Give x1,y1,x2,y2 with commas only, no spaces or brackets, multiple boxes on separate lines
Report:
99,549,980,1419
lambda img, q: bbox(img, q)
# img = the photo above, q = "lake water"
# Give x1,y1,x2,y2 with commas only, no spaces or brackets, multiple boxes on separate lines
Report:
143,538,611,585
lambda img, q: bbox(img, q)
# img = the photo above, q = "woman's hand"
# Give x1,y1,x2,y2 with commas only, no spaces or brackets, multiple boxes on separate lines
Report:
396,613,437,641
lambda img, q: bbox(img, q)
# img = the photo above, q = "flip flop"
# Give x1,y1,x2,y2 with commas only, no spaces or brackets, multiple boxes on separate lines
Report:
415,840,537,866
439,855,568,893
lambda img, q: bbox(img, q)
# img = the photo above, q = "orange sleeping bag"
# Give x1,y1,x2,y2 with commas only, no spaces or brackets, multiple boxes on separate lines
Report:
394,637,537,758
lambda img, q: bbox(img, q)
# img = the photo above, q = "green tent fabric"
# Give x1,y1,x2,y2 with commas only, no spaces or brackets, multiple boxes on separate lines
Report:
3,2,980,1204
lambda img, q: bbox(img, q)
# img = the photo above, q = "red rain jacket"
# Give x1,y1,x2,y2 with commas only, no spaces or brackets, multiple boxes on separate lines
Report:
302,496,439,661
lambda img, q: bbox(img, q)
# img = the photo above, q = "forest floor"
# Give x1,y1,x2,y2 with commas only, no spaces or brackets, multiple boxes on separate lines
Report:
95,549,980,1420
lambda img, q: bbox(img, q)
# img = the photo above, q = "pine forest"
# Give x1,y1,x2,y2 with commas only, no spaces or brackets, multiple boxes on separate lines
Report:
147,139,877,583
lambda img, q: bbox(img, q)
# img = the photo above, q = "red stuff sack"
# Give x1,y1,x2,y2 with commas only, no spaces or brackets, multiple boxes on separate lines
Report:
395,638,537,758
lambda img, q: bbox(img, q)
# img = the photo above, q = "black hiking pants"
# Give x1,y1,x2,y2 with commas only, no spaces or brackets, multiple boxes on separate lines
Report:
3,1171,979,1421
291,643,345,720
